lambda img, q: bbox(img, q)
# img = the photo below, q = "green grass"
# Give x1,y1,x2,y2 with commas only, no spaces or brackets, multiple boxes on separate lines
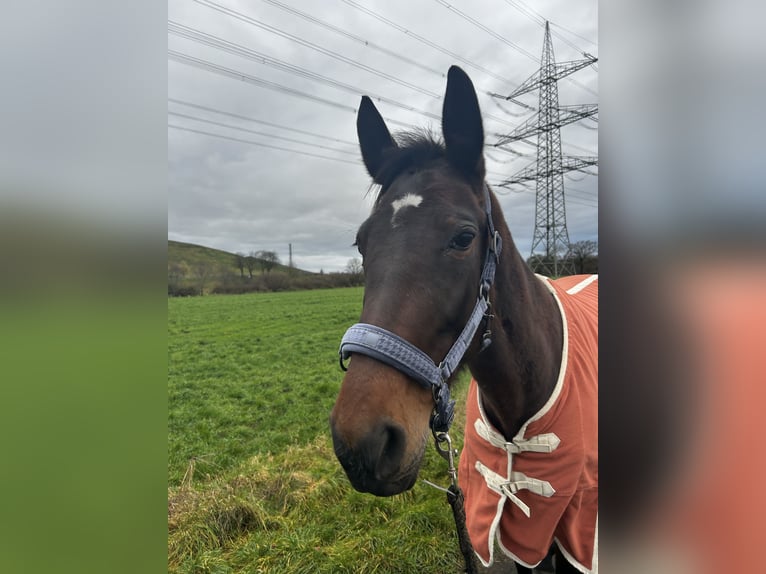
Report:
168,288,362,484
169,287,472,573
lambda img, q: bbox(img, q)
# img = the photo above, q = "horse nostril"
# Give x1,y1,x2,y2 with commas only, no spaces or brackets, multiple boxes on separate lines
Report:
373,421,406,481
330,415,411,494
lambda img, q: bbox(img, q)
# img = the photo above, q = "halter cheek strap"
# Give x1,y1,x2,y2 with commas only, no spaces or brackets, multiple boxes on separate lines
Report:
339,184,502,434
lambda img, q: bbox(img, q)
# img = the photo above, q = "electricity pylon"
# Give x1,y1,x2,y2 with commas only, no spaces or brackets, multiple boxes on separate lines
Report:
492,21,597,276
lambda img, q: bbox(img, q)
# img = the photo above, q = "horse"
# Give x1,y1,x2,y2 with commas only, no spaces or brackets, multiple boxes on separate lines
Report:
330,66,598,574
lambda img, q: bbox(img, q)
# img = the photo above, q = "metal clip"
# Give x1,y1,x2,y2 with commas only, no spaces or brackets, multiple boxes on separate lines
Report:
433,431,458,489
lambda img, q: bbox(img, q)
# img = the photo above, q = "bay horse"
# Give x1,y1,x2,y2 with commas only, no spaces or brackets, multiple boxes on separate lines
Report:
330,66,598,573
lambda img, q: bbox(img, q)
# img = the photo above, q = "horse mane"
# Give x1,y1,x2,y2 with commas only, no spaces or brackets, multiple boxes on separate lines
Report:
372,129,445,202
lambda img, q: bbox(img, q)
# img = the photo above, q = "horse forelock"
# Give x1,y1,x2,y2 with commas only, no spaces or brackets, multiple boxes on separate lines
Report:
372,129,445,201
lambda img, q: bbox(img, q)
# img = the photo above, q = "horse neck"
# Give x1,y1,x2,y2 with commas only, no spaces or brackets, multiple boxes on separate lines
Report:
466,207,563,440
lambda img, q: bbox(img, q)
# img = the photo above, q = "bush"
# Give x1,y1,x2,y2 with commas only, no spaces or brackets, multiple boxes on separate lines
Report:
263,273,290,292
168,285,199,297
172,271,365,295
211,282,265,295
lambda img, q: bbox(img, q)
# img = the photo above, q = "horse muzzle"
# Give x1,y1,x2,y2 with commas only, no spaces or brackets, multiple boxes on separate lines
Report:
329,355,433,496
330,417,421,496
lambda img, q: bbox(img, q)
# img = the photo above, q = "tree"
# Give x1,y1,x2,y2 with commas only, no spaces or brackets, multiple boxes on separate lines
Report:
345,257,364,285
168,261,189,286
345,257,363,275
245,252,257,279
234,252,246,278
192,262,212,295
569,240,598,274
256,250,280,274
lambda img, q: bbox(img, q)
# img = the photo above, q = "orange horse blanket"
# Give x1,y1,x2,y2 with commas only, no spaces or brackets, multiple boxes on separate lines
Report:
458,274,598,572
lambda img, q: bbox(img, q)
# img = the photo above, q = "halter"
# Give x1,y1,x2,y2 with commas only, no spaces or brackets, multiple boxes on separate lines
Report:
339,184,502,434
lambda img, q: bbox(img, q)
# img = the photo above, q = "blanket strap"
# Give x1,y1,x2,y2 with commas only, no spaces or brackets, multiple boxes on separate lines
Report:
475,461,556,518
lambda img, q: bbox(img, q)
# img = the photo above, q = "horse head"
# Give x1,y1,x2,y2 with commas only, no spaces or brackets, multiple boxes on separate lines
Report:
330,66,494,496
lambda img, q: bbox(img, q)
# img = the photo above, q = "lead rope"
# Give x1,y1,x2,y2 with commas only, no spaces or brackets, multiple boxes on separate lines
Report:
424,432,478,574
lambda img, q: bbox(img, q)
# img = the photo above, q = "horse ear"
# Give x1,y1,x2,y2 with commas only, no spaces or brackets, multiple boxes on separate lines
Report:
442,66,485,180
357,96,397,183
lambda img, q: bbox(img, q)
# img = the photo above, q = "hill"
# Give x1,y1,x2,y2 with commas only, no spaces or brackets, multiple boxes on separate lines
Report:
168,240,363,295
168,240,309,276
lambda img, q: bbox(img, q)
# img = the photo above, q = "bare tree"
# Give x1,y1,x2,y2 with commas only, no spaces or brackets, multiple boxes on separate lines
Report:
345,257,363,275
256,250,280,274
569,240,598,274
192,262,212,295
245,252,257,279
234,252,246,278
345,257,364,285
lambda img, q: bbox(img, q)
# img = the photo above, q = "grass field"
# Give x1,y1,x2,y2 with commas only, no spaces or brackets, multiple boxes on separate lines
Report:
168,287,472,573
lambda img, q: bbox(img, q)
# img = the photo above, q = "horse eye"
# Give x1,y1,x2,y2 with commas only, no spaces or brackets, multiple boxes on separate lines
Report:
450,231,476,250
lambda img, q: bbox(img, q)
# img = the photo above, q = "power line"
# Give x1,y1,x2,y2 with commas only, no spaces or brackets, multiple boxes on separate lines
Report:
169,49,356,112
170,9,592,167
168,21,444,121
490,145,533,158
168,110,359,156
566,186,598,197
168,49,421,129
502,135,595,157
432,0,539,63
566,189,598,203
189,0,439,97
550,21,599,49
168,98,358,147
168,114,557,190
168,47,520,131
501,0,597,53
182,2,532,130
486,168,510,180
168,124,361,165
257,0,446,77
260,1,531,128
501,0,545,26
491,184,597,208
566,198,598,208
340,0,521,89
489,96,535,117
485,150,524,163
561,141,597,156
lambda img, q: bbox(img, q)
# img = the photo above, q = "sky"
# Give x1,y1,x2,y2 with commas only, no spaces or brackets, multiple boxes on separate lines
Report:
168,0,598,272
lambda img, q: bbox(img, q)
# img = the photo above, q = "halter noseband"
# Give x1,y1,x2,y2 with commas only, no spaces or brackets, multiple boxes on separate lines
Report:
338,184,502,434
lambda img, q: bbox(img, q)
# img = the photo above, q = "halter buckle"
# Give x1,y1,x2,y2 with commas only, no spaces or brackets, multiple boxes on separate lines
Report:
430,383,455,433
